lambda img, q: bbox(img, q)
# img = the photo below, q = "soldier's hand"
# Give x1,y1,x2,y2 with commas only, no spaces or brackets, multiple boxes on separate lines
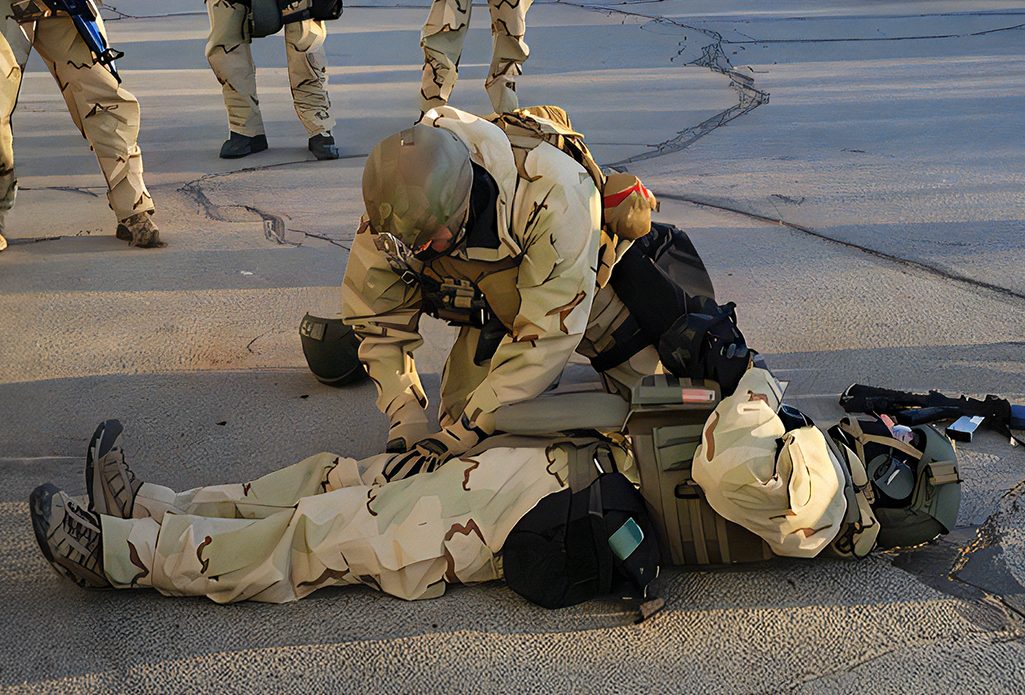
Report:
378,439,448,483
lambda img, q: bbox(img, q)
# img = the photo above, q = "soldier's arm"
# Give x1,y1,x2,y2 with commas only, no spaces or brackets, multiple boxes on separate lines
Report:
460,173,602,430
341,222,429,425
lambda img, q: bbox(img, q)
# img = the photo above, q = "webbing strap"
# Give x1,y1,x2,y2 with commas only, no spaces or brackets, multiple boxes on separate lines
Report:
927,461,961,486
840,419,923,460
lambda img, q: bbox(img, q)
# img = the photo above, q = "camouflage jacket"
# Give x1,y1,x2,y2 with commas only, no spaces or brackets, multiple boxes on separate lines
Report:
342,106,601,432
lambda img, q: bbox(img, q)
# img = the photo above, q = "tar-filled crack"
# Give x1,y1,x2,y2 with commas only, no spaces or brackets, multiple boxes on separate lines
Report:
19,185,100,198
660,192,1025,306
556,0,770,166
177,157,365,247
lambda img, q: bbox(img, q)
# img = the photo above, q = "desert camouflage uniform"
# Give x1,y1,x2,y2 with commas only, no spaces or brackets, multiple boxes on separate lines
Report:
343,106,662,451
420,0,532,114
205,0,334,138
101,438,610,602
0,1,154,226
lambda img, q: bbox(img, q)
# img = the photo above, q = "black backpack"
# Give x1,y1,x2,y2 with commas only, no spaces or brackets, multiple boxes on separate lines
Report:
503,472,664,622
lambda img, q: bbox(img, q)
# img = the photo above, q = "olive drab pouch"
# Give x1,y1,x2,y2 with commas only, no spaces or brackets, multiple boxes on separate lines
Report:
656,297,752,399
503,472,663,621
624,375,774,566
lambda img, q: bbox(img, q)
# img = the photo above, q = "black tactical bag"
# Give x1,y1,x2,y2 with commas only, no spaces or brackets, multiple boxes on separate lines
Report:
656,296,751,398
250,0,343,38
503,473,663,620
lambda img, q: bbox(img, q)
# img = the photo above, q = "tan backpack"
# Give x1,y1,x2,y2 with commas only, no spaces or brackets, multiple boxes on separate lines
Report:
489,106,658,286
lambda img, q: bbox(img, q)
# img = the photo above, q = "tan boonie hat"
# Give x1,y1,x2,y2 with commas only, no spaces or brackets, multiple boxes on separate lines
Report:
692,368,848,558
362,125,473,250
603,173,658,240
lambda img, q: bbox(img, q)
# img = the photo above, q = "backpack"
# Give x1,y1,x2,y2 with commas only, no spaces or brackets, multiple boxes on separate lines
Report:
503,472,664,621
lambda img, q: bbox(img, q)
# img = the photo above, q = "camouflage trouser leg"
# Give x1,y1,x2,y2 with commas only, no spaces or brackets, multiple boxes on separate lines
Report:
0,20,29,224
284,19,334,136
418,0,471,114
205,0,263,137
484,0,532,114
101,446,568,603
31,15,154,221
438,325,492,428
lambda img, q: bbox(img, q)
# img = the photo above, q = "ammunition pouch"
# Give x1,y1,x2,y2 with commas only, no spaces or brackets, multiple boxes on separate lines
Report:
625,375,773,566
420,277,494,328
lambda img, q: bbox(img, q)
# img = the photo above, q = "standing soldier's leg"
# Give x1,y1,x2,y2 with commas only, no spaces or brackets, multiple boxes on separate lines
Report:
418,0,472,116
485,0,532,114
30,16,161,248
205,0,267,158
0,16,31,252
283,18,338,160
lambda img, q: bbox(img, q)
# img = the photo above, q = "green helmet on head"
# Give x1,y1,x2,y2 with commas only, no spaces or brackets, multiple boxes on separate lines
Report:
362,125,473,251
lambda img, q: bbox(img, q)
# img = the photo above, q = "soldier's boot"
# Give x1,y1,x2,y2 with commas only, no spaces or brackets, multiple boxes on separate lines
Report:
85,420,142,519
219,132,269,159
115,213,164,249
0,229,7,253
30,483,110,589
308,132,339,161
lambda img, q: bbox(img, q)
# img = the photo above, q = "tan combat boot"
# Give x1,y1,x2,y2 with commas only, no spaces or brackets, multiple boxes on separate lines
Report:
30,484,111,589
85,420,142,519
115,212,164,248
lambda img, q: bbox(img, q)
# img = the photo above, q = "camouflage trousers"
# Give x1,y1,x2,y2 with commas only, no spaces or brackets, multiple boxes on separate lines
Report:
101,442,571,603
420,0,533,115
205,0,334,138
0,7,154,224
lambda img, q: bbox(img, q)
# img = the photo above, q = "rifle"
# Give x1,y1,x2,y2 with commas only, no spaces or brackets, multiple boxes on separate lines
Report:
44,0,124,82
839,384,1025,446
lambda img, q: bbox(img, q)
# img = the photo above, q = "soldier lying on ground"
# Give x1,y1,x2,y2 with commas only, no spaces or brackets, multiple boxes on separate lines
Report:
0,0,162,252
343,105,748,484
28,368,961,607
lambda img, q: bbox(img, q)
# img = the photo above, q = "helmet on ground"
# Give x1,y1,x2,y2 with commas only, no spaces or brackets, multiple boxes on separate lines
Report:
362,125,473,252
830,417,961,549
299,314,367,387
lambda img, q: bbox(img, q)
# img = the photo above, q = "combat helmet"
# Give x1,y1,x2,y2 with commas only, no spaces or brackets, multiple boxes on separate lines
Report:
830,416,961,548
299,314,368,387
362,125,473,255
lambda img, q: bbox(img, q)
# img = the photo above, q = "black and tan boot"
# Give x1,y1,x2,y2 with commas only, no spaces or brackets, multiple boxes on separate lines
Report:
30,484,110,589
85,420,142,519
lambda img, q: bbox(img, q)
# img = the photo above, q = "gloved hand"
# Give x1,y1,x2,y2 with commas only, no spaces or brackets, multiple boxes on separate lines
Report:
377,415,490,483
385,400,432,454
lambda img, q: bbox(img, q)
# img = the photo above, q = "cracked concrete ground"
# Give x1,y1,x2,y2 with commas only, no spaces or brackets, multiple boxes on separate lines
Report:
1,0,1025,692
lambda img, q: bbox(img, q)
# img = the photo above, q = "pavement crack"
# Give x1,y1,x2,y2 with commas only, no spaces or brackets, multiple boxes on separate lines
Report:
660,192,1025,305
246,331,274,354
19,185,100,198
556,0,769,167
730,21,1025,44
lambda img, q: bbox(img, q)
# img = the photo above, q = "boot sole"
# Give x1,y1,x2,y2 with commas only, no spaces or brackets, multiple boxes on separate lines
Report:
30,483,58,564
86,420,124,516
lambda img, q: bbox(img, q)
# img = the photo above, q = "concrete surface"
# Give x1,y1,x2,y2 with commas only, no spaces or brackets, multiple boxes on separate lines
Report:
1,0,1024,692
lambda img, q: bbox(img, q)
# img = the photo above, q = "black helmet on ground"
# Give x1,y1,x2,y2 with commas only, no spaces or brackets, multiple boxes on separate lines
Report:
300,314,368,387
